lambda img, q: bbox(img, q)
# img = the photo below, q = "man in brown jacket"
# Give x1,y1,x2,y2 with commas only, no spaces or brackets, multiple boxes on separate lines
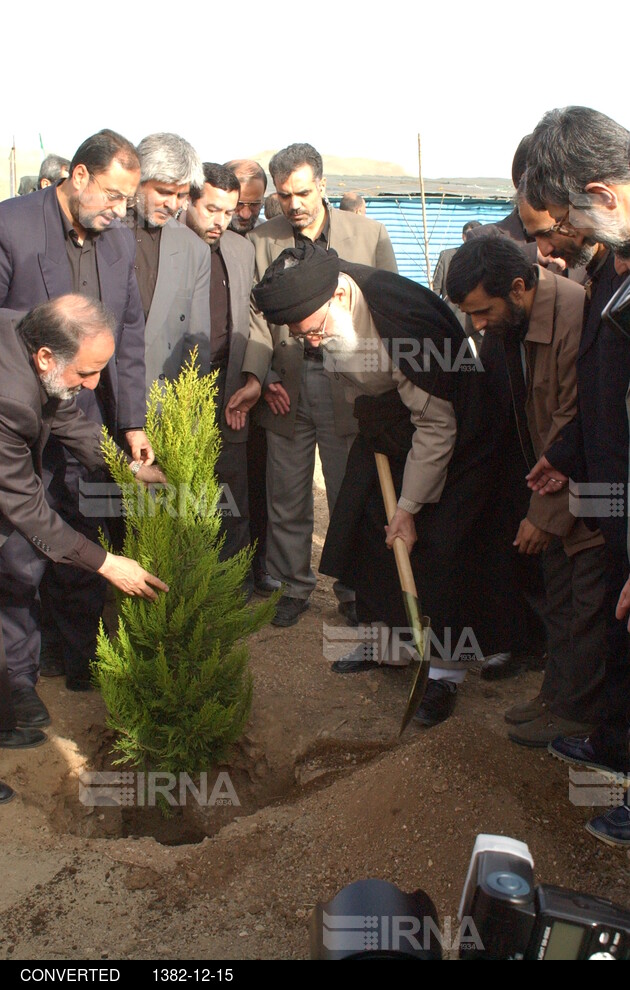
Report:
447,236,608,746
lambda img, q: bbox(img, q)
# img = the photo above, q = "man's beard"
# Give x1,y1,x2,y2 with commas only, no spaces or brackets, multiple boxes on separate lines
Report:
41,364,81,400
581,206,630,259
68,193,114,231
321,306,361,373
230,214,256,234
492,299,529,337
287,202,321,230
139,207,175,228
555,240,599,268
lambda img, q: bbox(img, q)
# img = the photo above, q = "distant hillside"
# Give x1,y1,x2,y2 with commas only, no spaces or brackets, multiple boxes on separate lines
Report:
253,151,407,178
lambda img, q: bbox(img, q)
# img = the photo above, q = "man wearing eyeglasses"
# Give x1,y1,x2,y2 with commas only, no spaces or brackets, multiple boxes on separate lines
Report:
0,128,148,709
251,240,500,727
224,159,267,236
526,106,630,847
526,108,630,277
222,159,278,596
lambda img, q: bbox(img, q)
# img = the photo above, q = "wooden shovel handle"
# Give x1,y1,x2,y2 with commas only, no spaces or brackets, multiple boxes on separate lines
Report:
374,452,418,599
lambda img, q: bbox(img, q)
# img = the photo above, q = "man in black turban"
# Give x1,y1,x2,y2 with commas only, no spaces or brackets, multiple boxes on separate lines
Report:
253,241,504,727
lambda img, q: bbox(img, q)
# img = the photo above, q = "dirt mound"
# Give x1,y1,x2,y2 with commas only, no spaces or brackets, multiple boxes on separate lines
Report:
0,476,629,960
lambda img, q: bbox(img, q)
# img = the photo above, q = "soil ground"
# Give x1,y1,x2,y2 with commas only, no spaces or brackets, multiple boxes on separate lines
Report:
1,463,629,961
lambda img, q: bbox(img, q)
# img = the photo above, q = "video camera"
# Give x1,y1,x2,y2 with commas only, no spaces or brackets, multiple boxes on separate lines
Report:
310,834,630,960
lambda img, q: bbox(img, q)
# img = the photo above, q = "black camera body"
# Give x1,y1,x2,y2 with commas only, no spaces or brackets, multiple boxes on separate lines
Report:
459,835,630,960
310,834,630,960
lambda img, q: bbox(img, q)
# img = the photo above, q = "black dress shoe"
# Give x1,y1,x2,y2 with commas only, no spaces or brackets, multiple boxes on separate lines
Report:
253,571,281,596
39,633,65,677
11,686,51,727
412,680,457,727
0,727,47,749
331,643,379,673
39,653,65,678
337,601,359,627
480,652,524,681
0,781,15,804
271,595,310,627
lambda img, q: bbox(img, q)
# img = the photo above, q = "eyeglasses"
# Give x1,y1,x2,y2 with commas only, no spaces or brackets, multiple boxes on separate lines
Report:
89,172,137,208
549,208,576,237
290,302,331,341
602,273,630,340
236,200,263,211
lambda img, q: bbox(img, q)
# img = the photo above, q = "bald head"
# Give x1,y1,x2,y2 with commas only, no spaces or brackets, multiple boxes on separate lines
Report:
18,295,116,400
339,192,366,215
18,294,116,365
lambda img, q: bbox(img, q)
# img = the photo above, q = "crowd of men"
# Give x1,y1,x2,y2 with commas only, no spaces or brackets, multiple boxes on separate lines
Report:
0,113,629,851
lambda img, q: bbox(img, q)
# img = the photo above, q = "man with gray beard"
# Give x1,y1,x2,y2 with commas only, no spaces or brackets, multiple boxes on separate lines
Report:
251,241,501,729
525,106,630,846
0,295,167,801
516,175,605,279
526,107,630,268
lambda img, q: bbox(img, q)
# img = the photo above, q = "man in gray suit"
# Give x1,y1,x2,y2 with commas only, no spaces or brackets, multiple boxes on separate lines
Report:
130,133,209,396
186,164,256,572
226,143,397,627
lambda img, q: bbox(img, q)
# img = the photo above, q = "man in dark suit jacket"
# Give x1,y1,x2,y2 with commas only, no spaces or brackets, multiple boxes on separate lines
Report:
0,129,149,694
0,296,166,776
186,164,256,572
225,143,397,627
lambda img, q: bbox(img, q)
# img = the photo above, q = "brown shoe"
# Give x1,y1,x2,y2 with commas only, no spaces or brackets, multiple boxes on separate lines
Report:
508,714,595,748
504,694,549,725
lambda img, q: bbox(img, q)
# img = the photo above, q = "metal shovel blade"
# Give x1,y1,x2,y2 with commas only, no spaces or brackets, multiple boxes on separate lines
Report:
399,609,431,737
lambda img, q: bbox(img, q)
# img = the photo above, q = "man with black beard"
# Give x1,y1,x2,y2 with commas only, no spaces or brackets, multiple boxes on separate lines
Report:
447,237,608,748
185,164,256,582
224,159,267,235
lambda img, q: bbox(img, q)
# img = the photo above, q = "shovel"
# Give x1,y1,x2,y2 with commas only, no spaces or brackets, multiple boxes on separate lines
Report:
374,452,431,736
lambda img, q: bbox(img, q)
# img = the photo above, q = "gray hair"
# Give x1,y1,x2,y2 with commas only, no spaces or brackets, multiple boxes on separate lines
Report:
223,159,267,191
17,294,116,363
38,154,70,186
526,107,630,211
136,132,204,189
269,143,323,185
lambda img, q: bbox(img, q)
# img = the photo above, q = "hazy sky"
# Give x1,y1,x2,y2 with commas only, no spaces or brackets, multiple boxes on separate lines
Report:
4,0,628,179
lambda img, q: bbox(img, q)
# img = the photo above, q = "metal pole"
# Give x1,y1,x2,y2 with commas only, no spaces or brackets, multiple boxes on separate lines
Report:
417,133,433,290
9,137,17,198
